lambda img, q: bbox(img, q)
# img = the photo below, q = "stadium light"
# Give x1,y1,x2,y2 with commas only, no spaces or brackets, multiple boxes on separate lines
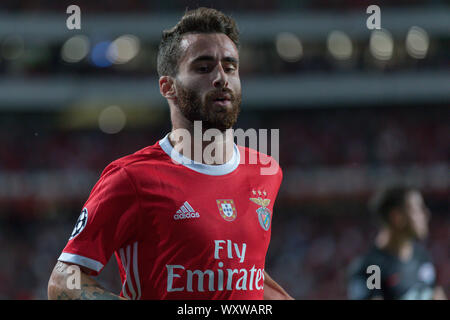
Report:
106,34,140,65
406,26,429,59
370,29,394,61
275,32,303,62
327,30,353,60
90,41,113,67
98,105,127,134
61,35,90,63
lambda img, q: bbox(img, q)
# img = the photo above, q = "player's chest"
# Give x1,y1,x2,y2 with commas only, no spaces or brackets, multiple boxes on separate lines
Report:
139,176,277,244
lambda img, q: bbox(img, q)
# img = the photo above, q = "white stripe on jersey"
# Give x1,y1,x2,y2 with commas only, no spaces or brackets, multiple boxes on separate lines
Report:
133,242,141,300
119,247,132,299
126,245,137,299
119,242,141,300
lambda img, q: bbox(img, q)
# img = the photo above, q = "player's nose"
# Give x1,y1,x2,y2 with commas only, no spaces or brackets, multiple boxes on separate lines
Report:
212,64,228,89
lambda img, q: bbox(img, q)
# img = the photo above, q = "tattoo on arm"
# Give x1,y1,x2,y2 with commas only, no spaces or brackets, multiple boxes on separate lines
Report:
56,291,72,300
57,284,122,300
79,284,122,300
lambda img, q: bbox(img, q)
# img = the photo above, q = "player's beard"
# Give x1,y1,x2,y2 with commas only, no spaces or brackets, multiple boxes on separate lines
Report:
175,80,241,132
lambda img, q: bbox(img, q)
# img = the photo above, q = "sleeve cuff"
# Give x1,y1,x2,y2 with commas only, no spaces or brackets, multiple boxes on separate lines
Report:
58,252,104,273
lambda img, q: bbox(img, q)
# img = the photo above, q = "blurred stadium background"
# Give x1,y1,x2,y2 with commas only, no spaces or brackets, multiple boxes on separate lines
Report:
0,0,448,299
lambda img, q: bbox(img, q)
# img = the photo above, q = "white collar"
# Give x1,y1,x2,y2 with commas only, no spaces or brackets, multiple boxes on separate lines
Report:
158,133,240,176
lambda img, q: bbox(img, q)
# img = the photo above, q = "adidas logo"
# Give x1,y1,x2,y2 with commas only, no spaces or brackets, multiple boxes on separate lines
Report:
174,201,200,220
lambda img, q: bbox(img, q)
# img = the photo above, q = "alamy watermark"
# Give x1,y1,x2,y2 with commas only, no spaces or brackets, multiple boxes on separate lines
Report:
169,121,280,176
66,4,382,32
366,265,381,290
66,5,81,30
65,265,81,290
366,5,381,30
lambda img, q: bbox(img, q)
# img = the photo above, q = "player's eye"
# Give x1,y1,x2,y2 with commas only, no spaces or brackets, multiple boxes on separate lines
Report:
224,66,236,73
196,65,211,73
223,63,237,73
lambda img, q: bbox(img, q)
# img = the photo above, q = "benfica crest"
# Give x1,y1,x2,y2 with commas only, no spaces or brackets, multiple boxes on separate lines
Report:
216,199,237,222
250,190,271,231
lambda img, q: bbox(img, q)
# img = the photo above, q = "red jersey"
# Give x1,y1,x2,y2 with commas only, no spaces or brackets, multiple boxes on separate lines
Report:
58,133,283,299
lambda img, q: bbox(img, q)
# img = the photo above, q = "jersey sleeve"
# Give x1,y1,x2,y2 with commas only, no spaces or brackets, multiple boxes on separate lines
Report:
58,164,140,275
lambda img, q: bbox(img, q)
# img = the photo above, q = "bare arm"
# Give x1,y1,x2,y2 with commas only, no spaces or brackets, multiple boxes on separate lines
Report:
263,270,294,300
48,261,126,300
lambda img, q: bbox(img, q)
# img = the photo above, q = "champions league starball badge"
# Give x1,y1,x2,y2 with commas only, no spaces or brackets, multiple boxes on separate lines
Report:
69,207,88,240
249,190,271,231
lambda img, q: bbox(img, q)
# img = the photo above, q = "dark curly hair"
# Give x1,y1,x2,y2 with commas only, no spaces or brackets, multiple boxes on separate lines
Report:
157,7,240,77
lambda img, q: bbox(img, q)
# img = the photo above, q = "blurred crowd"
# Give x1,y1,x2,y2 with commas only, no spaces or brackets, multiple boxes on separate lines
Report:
0,106,448,172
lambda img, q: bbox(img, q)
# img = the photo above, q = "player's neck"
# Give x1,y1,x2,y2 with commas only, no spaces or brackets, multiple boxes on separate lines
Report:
168,121,234,165
375,228,414,262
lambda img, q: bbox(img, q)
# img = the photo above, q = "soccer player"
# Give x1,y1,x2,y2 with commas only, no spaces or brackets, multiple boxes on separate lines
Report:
48,7,293,300
347,185,446,300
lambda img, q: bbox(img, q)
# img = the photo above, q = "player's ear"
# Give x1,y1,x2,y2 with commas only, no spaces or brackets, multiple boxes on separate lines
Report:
159,76,176,99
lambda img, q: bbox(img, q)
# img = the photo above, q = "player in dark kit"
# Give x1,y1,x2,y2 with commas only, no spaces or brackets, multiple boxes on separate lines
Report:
48,8,293,300
347,185,446,300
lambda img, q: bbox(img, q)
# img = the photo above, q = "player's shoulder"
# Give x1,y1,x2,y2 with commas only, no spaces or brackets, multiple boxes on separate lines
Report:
101,139,168,177
237,144,282,177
